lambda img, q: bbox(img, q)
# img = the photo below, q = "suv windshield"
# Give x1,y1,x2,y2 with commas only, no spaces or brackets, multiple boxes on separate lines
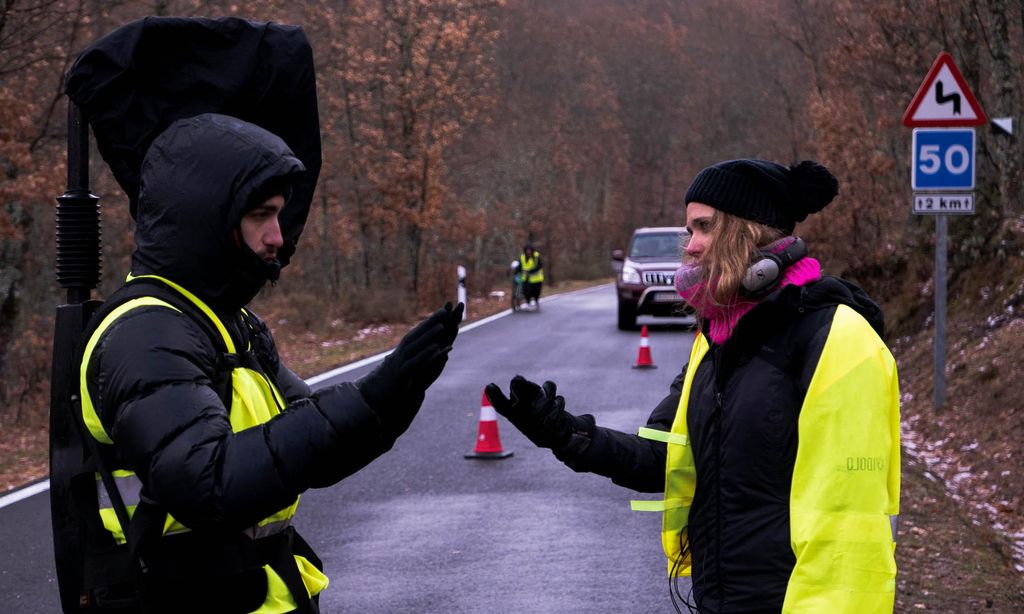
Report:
628,232,682,260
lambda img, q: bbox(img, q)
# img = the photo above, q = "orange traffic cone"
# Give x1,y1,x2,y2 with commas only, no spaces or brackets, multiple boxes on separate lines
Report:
464,390,514,459
632,325,657,369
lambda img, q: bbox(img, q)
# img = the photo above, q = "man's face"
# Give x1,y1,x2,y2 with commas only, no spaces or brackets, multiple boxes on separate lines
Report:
240,195,285,261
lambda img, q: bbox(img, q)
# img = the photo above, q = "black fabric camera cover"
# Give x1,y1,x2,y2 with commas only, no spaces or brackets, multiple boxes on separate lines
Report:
64,16,322,265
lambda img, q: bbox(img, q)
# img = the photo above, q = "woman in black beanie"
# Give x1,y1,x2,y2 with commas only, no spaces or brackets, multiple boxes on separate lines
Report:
486,159,901,613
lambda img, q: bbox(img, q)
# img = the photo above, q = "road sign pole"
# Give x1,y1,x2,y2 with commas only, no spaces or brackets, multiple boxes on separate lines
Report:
904,51,986,413
934,215,947,411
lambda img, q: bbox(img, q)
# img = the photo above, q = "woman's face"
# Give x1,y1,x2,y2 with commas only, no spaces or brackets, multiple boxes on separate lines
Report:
684,201,716,263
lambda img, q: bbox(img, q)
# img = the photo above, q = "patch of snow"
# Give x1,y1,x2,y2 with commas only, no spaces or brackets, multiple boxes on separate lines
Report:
951,472,972,485
354,325,393,341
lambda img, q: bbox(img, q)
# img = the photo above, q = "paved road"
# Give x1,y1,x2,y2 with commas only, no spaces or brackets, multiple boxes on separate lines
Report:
1,284,696,613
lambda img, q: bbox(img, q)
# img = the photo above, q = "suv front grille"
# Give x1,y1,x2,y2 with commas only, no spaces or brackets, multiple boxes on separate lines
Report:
642,271,675,286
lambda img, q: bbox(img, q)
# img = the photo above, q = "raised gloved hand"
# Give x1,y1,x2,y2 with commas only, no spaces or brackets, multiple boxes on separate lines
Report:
359,302,464,438
484,376,588,450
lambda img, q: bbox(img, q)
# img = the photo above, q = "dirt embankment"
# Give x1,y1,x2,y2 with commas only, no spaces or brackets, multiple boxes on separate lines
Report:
890,245,1024,612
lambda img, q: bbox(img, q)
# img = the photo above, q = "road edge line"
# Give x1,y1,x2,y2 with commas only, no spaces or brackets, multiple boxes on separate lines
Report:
0,478,50,509
0,282,614,506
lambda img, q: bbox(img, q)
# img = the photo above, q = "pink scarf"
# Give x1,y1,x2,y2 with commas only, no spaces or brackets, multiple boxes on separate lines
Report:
676,257,822,344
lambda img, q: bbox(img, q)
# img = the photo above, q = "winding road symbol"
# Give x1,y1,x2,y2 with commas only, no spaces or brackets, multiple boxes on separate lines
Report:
934,81,961,116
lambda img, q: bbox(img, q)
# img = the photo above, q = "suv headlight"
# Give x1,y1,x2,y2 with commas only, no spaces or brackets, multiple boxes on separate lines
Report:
621,265,641,284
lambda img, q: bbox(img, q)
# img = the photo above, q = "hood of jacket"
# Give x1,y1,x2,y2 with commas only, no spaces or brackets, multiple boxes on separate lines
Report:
131,113,305,312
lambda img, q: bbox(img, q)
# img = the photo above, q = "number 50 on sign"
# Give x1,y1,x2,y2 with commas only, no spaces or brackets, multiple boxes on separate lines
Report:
912,128,975,190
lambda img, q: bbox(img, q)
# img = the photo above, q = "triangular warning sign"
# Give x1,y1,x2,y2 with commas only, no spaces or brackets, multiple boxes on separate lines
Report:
903,52,986,127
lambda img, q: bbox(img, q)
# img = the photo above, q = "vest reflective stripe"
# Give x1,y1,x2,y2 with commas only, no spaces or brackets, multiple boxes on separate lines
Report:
636,427,688,446
630,497,691,513
80,297,181,444
519,254,544,283
783,304,900,612
95,471,190,543
96,470,140,510
630,500,665,512
630,333,707,577
247,515,295,541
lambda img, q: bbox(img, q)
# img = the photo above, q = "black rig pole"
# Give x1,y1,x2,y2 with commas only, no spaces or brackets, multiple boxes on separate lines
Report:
56,102,101,302
49,101,102,613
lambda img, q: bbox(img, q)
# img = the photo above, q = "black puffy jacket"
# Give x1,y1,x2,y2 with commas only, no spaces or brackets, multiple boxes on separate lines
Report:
557,276,888,613
85,115,401,535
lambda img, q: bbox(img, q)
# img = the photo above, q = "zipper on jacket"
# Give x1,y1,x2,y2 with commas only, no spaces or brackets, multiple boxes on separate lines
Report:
711,347,725,611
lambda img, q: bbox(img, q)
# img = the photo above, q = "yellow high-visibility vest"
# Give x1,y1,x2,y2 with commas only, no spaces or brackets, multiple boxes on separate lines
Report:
79,273,328,612
519,253,544,283
633,304,900,613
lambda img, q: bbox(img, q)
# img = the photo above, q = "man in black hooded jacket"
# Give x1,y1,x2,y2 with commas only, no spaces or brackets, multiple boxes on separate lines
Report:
77,113,463,612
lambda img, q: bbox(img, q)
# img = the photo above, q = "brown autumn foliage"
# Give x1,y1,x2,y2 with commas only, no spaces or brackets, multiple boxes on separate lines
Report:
1,0,1023,603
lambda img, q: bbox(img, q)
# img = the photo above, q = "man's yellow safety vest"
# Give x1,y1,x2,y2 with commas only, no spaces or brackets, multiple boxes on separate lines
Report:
79,273,327,612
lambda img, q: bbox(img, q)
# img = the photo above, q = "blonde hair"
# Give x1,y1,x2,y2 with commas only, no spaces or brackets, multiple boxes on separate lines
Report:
696,210,783,305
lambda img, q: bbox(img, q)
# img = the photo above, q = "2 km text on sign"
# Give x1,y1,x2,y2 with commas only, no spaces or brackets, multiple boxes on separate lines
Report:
911,128,975,191
913,193,974,215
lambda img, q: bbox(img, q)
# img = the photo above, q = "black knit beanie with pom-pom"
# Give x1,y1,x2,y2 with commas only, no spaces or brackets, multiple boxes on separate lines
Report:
683,159,839,234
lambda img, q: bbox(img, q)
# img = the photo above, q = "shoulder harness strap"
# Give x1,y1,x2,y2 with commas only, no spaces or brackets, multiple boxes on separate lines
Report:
77,274,242,604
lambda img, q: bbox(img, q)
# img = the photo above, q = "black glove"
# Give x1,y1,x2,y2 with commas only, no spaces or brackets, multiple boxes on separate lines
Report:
359,302,464,438
485,376,588,450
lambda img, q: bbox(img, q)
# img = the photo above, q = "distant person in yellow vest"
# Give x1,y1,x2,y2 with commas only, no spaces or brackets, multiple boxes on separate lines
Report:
487,159,900,613
519,243,545,310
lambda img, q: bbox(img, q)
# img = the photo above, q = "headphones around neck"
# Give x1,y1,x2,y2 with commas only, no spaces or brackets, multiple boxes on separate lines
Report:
740,236,806,296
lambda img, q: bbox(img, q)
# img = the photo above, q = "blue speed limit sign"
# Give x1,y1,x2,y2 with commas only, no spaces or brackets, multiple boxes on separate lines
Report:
912,128,975,190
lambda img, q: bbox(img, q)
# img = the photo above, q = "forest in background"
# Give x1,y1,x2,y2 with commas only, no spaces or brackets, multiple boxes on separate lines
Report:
1,0,1022,436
